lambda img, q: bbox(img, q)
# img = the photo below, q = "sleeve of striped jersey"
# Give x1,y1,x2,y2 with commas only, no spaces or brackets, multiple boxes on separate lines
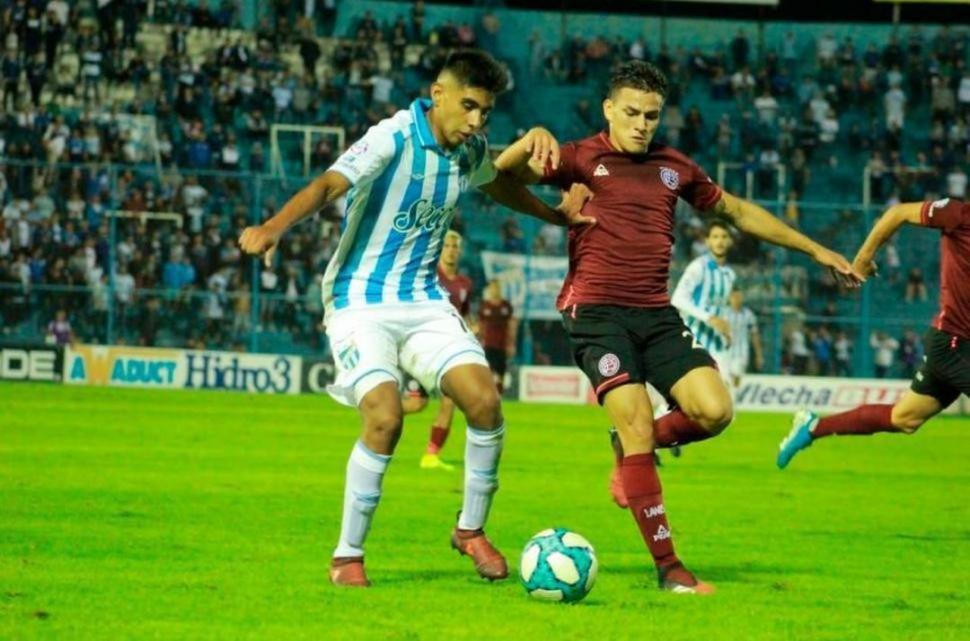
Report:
747,309,759,333
328,123,398,187
680,159,723,211
467,135,498,188
671,260,716,323
920,198,968,233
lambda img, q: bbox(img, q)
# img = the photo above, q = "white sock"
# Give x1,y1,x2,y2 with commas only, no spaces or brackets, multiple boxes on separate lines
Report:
458,424,505,531
333,440,391,558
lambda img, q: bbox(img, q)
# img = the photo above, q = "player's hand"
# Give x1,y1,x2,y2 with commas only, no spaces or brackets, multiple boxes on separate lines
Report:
851,254,878,279
239,223,284,268
812,246,865,288
709,316,732,344
557,183,596,227
523,127,560,171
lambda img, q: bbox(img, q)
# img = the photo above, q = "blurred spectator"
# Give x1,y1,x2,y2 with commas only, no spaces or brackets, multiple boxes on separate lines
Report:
899,329,922,379
788,326,810,375
833,331,853,377
905,267,927,302
46,308,74,345
870,331,899,379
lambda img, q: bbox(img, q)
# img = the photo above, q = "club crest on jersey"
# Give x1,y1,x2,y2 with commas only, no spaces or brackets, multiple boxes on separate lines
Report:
393,198,454,233
598,353,621,377
660,167,680,190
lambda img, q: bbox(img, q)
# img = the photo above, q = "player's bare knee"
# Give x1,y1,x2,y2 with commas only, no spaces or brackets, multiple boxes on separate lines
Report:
891,413,925,434
693,402,734,434
461,389,503,429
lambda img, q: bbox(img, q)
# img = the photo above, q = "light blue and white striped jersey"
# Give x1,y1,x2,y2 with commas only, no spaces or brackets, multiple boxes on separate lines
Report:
321,98,496,315
671,253,736,354
724,305,758,366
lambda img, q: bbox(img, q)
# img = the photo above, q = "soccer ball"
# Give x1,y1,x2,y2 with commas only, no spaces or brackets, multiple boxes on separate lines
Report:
519,528,598,603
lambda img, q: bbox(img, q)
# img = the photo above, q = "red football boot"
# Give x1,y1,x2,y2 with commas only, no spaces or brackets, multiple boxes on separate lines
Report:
450,527,508,581
329,556,370,587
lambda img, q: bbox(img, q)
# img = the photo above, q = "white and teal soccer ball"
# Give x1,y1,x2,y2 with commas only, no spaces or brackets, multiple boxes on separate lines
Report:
519,528,598,603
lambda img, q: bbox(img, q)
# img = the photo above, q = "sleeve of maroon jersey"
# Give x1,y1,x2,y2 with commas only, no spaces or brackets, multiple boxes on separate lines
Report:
920,198,968,233
538,142,579,190
680,159,723,211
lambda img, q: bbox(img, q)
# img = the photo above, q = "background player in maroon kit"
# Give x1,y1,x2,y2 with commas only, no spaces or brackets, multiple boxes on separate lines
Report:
496,60,862,594
478,279,515,393
416,230,476,471
777,198,970,469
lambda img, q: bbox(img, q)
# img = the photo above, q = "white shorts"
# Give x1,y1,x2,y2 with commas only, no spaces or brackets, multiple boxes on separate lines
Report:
727,355,748,379
710,348,734,386
324,303,488,407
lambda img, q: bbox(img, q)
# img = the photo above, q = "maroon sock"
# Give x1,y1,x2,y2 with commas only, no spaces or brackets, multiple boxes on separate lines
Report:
426,426,449,454
813,404,896,439
620,453,680,570
653,410,714,448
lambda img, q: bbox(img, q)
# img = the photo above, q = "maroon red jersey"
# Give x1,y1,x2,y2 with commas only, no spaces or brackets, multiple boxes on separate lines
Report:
438,267,473,317
920,198,970,339
479,299,513,350
542,133,722,309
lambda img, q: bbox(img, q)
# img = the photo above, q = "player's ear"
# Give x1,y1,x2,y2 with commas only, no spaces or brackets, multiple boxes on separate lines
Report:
602,98,613,123
431,82,444,107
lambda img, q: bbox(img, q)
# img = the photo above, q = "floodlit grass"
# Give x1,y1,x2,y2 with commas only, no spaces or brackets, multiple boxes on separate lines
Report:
2,383,967,640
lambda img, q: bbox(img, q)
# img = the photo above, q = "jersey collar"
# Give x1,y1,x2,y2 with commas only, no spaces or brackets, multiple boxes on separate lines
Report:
410,98,440,150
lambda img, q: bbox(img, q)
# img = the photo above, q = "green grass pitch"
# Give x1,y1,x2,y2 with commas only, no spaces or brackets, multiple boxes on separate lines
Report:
2,383,968,640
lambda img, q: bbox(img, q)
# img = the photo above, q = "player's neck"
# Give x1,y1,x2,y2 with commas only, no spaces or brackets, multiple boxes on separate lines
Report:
440,264,458,278
711,253,727,265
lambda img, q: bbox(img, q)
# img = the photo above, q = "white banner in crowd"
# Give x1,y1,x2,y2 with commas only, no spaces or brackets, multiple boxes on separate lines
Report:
518,367,965,415
480,251,568,320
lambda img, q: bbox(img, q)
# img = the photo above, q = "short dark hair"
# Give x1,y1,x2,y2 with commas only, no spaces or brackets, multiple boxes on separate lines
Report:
440,49,508,95
706,219,732,236
608,60,668,99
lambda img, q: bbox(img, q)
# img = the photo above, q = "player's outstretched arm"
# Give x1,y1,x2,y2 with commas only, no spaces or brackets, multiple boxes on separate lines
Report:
493,127,560,184
710,191,865,288
239,171,351,267
852,202,923,278
479,171,595,227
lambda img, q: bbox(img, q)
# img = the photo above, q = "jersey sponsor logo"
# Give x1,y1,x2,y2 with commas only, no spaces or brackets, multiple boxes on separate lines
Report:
653,524,671,541
598,353,621,377
593,163,610,177
349,140,369,155
660,166,680,190
393,198,455,233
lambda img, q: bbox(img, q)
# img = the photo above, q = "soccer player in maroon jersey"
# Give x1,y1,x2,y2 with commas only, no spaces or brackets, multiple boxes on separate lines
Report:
414,230,476,471
478,279,516,393
496,60,863,594
777,198,970,468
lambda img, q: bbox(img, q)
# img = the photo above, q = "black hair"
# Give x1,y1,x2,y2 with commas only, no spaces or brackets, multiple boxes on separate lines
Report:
440,49,508,95
706,219,732,236
608,60,668,99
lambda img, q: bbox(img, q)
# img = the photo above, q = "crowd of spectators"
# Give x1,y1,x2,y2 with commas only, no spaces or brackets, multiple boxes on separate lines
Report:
0,1,965,373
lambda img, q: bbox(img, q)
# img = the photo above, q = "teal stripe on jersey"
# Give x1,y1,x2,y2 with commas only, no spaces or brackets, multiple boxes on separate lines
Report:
364,123,426,303
333,131,405,309
398,152,451,301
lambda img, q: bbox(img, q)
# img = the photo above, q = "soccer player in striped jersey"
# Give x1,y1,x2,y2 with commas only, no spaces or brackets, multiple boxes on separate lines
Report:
239,50,593,588
778,198,970,469
723,289,763,389
671,221,737,383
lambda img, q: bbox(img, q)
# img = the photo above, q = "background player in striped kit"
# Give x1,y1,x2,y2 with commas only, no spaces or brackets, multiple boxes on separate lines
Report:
723,289,763,390
239,50,594,587
671,220,737,384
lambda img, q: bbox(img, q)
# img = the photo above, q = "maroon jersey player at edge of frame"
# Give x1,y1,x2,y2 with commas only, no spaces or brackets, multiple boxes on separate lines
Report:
417,230,478,472
495,60,862,595
776,198,970,469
